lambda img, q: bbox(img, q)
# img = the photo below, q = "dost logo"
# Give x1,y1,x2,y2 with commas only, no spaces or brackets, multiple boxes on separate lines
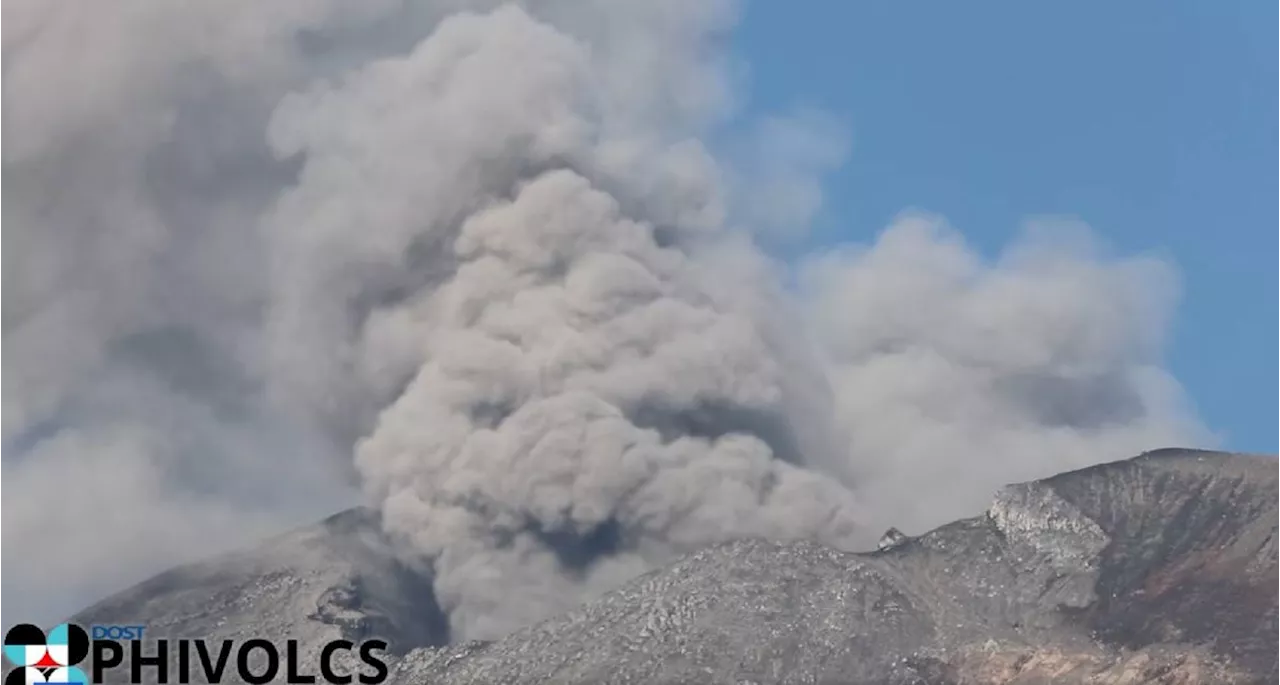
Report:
3,623,90,685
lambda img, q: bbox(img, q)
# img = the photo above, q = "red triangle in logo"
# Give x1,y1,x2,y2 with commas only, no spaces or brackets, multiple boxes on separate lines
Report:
34,650,60,668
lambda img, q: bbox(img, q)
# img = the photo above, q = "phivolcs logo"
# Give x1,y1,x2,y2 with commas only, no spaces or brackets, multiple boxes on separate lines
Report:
3,624,389,684
3,623,90,685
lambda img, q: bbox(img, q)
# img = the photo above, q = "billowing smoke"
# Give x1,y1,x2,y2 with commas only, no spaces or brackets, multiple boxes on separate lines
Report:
3,1,1207,636
800,213,1204,536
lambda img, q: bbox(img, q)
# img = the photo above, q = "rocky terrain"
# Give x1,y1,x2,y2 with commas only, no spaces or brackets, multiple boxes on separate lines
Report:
73,448,1278,684
72,507,449,680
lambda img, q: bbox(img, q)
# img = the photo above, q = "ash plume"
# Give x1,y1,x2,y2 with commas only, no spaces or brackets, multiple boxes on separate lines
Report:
2,0,1207,636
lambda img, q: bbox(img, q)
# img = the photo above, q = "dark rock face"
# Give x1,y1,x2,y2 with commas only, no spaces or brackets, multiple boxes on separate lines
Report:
74,449,1278,684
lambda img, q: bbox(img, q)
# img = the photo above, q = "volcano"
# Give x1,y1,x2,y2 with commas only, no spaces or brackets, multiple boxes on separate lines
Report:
74,448,1278,684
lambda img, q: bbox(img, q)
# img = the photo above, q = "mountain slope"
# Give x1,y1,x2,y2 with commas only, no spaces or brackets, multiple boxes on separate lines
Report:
72,507,449,662
75,449,1278,684
393,448,1277,684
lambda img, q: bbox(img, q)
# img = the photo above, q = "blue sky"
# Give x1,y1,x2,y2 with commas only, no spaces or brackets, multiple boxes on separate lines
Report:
732,0,1277,453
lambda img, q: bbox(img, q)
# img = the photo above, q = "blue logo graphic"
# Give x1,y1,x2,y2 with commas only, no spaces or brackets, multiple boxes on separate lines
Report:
3,624,89,685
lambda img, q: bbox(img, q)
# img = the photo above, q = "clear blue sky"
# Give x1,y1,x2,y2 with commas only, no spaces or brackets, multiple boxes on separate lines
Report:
732,0,1277,453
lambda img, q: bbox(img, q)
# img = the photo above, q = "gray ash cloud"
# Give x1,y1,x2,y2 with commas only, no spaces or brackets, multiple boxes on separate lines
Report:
3,0,1206,636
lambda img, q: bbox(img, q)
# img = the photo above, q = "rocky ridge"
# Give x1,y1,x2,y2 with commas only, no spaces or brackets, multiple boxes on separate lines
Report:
74,448,1279,684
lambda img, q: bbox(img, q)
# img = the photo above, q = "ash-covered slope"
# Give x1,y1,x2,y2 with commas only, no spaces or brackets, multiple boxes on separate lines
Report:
72,507,449,665
395,448,1277,684
75,449,1277,684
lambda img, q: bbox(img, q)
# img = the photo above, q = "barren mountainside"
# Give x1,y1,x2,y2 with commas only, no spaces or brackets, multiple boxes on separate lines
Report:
73,507,449,679
75,449,1279,684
